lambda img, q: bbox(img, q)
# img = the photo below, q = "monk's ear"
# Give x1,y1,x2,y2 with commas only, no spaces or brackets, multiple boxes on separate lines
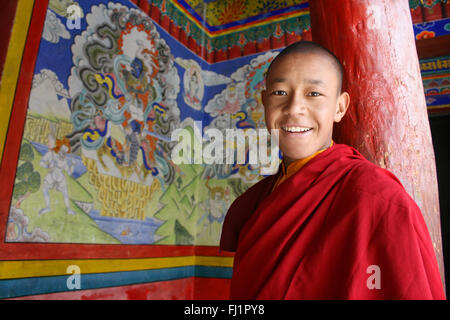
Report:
261,89,268,108
334,91,350,123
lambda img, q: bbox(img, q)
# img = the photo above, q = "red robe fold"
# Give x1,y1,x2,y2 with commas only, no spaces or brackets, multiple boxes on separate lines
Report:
220,144,445,299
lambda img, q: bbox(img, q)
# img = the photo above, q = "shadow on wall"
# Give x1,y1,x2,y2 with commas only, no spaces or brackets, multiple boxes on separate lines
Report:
429,113,450,298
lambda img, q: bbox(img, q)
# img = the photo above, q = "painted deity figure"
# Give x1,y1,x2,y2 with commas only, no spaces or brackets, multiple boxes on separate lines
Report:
186,69,200,105
39,137,75,215
198,177,230,226
124,120,141,167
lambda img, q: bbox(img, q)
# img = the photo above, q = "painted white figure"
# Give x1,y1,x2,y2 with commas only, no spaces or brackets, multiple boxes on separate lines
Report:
175,58,231,111
39,137,75,215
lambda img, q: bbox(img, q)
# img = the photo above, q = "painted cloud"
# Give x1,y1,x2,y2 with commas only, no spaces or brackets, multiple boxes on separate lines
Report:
42,9,71,43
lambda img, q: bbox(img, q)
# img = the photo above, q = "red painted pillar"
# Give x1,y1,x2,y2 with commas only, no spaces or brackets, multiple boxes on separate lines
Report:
309,0,445,286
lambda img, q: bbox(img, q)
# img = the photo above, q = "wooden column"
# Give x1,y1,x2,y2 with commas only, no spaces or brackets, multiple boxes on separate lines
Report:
309,0,445,286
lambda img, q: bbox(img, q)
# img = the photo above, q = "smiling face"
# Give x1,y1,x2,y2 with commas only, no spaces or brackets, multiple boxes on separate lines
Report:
262,51,350,166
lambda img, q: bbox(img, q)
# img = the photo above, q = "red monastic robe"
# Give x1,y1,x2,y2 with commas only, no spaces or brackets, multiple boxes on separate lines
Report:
220,144,445,299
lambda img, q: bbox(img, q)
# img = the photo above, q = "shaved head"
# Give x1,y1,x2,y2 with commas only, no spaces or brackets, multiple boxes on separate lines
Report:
266,41,344,94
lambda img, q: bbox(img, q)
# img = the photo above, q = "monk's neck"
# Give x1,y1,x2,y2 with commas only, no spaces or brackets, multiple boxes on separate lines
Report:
283,141,334,169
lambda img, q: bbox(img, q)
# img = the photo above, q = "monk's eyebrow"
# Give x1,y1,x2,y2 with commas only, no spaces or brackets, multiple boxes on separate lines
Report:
268,77,287,84
268,77,327,86
304,78,326,86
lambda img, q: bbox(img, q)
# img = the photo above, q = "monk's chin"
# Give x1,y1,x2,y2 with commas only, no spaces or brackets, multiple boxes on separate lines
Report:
281,145,322,161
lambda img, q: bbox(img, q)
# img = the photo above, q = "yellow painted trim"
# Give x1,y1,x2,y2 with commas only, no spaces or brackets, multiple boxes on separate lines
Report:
210,11,309,38
428,104,450,110
0,0,35,161
0,256,234,280
195,255,234,267
422,73,450,80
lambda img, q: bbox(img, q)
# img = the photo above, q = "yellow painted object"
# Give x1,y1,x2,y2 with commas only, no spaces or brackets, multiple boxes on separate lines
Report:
83,156,161,220
0,256,234,280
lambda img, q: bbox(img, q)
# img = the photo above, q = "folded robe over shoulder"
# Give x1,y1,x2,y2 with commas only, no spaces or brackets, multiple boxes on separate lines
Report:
220,144,445,299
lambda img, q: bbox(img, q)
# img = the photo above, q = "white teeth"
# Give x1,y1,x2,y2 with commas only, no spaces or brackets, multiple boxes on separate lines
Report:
282,126,312,133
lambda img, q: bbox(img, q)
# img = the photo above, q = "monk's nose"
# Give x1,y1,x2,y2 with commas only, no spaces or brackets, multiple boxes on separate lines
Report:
284,93,307,115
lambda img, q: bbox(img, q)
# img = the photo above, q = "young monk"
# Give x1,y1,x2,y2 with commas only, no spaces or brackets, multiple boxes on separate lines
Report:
219,41,445,300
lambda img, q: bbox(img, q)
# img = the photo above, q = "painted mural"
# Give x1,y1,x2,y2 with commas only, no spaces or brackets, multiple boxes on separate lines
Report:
1,0,449,301
5,0,279,247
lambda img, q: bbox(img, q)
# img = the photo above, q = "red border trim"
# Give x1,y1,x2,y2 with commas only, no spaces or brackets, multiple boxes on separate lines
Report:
8,277,231,300
0,0,233,261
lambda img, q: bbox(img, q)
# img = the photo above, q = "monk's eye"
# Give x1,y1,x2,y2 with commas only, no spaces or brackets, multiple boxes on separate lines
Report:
307,91,322,97
271,90,287,96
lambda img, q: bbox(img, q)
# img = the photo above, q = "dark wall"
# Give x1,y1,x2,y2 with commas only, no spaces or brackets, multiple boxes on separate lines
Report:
429,114,450,297
0,0,18,82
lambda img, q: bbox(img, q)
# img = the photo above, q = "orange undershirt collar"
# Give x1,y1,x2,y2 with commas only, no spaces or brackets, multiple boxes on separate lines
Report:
272,141,334,191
